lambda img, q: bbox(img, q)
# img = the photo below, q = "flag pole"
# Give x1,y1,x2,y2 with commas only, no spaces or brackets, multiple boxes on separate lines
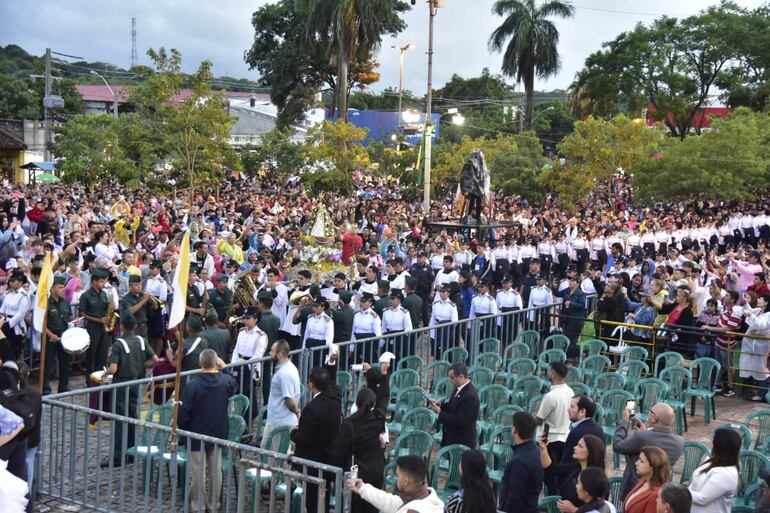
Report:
169,327,185,452
37,310,49,392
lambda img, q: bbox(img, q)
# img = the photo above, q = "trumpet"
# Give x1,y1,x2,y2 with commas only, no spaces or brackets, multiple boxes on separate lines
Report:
147,295,166,310
228,314,245,326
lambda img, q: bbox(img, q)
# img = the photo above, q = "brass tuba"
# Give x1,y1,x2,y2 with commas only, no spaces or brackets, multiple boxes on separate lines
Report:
232,268,259,309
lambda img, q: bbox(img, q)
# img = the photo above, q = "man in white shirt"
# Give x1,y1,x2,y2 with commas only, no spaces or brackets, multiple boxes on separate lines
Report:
536,361,574,491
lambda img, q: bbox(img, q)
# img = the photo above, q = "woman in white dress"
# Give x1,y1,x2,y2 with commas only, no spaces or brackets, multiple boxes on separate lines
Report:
739,293,770,401
688,427,740,513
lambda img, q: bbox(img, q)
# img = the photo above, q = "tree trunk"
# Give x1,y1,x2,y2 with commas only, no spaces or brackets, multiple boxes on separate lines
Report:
337,47,349,122
524,72,535,131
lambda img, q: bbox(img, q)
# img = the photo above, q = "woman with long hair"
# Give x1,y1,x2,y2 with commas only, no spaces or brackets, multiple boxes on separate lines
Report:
623,446,671,513
539,434,606,512
651,287,696,356
443,449,497,513
575,467,617,513
332,388,386,513
688,428,740,513
739,293,770,401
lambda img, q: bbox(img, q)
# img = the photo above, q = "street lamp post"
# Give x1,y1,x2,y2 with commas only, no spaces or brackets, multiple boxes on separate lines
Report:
423,0,444,212
391,43,415,124
516,105,554,132
90,70,118,119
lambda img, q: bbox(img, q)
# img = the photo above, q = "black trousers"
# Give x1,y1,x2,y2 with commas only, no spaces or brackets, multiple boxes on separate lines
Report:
112,381,140,460
433,322,455,361
305,338,327,371
1,324,23,362
466,194,482,220
43,334,71,394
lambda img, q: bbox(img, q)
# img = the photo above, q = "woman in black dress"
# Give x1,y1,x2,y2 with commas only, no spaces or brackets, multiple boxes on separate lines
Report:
539,434,606,512
332,388,387,513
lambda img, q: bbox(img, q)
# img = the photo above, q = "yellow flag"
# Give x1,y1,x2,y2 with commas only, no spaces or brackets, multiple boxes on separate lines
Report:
168,230,191,329
33,252,53,332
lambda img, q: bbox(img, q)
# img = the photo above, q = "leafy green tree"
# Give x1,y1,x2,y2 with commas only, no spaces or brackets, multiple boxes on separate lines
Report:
0,78,39,119
569,3,743,138
302,120,369,194
50,114,137,186
532,100,574,153
296,0,409,121
556,114,661,201
489,0,575,130
130,48,236,191
633,107,770,203
366,140,418,186
241,129,307,178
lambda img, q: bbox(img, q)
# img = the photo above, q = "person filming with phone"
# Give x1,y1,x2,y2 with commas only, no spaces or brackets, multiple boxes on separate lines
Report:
612,402,684,501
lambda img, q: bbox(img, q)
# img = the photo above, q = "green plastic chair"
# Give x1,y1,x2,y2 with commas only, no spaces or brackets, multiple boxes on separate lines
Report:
743,482,762,507
597,389,634,469
516,330,541,357
484,426,515,487
539,496,561,513
389,368,421,401
653,351,684,377
222,414,247,472
387,429,435,463
253,404,269,441
538,349,567,377
679,440,710,485
512,375,544,409
528,393,545,414
486,404,523,436
634,378,669,420
427,376,453,403
660,366,691,435
620,345,649,364
336,370,354,413
475,351,503,372
476,337,501,355
442,346,468,365
498,357,537,387
245,425,293,492
733,506,756,513
686,357,721,425
746,409,770,450
388,386,426,428
227,394,250,418
425,360,451,390
618,360,649,391
578,338,607,365
717,422,753,450
430,444,469,503
738,450,770,498
608,476,624,509
127,403,174,491
477,385,511,435
592,372,626,400
502,341,530,364
397,355,424,374
468,366,495,388
383,460,399,492
579,354,612,386
569,382,591,397
565,365,583,383
396,407,437,436
544,334,570,353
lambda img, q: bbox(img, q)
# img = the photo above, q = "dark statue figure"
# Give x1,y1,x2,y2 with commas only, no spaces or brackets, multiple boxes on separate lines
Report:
460,150,490,224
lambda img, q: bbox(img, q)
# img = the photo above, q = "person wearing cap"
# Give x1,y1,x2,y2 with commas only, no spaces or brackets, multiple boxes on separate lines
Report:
166,315,209,379
469,281,498,339
207,273,233,326
430,243,446,271
42,275,73,394
381,289,412,361
332,291,355,367
201,309,232,362
119,274,152,340
0,270,29,362
184,264,206,331
408,252,434,326
521,258,542,306
144,260,167,354
434,255,459,294
303,298,334,370
231,306,268,404
374,280,390,318
279,270,312,354
496,275,522,342
79,267,113,379
527,273,553,333
390,257,411,291
101,311,158,468
492,237,511,287
352,293,382,363
519,237,537,276
263,268,290,326
555,274,587,356
429,284,459,361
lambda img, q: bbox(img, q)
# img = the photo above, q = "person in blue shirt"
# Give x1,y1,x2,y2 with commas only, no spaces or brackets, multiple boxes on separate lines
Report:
555,275,588,357
499,412,544,513
459,271,476,318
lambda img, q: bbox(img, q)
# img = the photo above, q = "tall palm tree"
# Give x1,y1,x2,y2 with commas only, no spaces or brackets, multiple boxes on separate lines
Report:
298,0,407,121
489,0,575,130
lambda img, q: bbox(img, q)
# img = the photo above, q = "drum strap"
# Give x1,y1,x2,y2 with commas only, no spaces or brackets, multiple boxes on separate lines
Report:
116,337,145,353
186,337,202,356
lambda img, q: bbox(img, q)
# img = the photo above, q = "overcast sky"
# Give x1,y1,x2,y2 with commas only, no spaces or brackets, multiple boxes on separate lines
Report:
1,0,766,96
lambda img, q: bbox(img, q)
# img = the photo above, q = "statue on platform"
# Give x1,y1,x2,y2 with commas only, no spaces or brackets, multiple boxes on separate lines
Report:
460,150,490,224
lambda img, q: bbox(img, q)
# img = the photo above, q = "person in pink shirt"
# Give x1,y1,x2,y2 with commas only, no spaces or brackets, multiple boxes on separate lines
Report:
730,250,764,296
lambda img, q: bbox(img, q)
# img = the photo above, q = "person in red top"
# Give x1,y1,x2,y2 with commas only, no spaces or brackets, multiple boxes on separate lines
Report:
702,290,743,397
342,225,363,264
748,272,770,297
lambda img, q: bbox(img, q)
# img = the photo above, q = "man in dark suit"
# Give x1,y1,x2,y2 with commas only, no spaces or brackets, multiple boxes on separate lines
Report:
429,362,479,448
291,361,342,513
613,402,685,500
561,394,605,464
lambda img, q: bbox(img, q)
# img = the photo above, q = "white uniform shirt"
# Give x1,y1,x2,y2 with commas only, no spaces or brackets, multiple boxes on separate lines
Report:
303,313,334,347
382,306,412,333
352,309,382,338
469,293,498,319
496,289,523,326
231,325,269,378
429,299,459,338
0,288,30,335
434,269,459,288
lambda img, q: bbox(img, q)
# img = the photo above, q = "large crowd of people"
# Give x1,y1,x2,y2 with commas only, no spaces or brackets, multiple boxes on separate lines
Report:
0,173,770,512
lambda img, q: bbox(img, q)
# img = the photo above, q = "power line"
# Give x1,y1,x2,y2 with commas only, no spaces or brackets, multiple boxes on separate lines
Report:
568,3,687,17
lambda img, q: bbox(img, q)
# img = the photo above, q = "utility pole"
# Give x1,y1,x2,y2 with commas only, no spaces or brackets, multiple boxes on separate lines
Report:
44,48,52,161
423,0,440,213
131,18,138,68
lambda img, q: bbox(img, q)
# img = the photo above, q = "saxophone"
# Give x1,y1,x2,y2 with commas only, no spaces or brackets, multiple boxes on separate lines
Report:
104,297,118,333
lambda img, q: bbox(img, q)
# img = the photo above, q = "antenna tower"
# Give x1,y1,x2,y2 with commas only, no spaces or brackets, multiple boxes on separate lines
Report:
131,17,137,68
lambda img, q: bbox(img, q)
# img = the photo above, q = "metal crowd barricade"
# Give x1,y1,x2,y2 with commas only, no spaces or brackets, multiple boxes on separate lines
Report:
40,394,349,513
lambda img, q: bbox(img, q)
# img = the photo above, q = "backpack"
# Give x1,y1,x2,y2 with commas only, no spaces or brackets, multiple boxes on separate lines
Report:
0,367,37,436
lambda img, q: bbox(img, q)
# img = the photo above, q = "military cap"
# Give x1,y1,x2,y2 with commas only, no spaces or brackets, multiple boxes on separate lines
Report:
377,280,390,290
53,276,68,286
128,274,142,284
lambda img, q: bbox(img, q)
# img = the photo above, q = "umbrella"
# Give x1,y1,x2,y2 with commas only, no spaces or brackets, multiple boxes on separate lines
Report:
35,173,60,183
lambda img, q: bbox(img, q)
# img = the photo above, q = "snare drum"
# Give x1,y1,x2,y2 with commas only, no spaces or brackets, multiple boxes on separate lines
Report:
89,369,112,385
60,327,90,354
